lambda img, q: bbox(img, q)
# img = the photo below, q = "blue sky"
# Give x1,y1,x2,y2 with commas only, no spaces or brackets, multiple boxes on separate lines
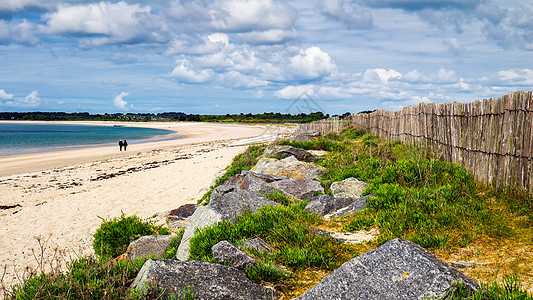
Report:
0,0,532,114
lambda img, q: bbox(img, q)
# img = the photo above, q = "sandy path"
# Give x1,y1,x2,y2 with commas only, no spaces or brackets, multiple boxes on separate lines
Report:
0,121,289,292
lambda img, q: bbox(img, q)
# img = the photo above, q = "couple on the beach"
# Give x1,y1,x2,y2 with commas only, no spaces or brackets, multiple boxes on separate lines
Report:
118,140,128,151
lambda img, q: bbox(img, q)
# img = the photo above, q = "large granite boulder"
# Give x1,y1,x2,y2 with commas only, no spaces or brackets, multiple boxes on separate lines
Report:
330,177,369,198
176,206,223,261
209,189,280,222
132,259,280,299
324,195,374,219
271,178,324,200
211,171,287,201
212,240,256,269
126,234,177,261
305,195,358,216
295,238,479,300
263,145,319,162
251,157,326,180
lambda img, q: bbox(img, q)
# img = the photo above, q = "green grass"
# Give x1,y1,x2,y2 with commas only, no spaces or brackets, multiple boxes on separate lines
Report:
93,214,170,259
188,202,358,292
441,275,533,300
10,256,153,300
199,145,266,204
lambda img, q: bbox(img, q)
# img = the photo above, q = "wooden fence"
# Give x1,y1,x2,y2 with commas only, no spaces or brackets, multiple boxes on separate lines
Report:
296,116,352,136
351,91,533,191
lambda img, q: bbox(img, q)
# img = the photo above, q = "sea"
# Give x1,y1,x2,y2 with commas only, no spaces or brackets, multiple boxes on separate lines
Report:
0,122,174,156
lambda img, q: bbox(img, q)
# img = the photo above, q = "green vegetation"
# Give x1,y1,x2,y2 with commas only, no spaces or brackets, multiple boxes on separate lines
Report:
6,126,532,298
199,145,266,204
0,111,330,123
11,257,152,300
188,203,357,294
93,214,170,258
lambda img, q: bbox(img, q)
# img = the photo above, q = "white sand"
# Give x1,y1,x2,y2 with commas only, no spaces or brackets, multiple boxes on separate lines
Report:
0,121,291,291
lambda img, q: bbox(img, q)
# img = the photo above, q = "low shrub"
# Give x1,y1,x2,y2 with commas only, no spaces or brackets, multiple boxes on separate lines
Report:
93,214,170,258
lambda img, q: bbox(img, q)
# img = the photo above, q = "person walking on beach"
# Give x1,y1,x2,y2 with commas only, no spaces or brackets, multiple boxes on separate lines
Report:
118,140,124,151
123,140,128,151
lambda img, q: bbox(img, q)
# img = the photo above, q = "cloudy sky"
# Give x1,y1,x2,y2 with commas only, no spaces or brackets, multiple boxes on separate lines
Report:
0,0,532,114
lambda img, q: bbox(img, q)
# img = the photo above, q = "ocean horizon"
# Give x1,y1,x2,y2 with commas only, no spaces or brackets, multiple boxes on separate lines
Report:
0,123,175,156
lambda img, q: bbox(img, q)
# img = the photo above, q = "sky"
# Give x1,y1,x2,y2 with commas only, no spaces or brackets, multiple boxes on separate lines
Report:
0,0,532,115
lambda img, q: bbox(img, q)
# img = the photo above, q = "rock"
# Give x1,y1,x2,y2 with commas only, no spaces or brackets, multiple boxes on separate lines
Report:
330,177,369,199
243,238,273,254
211,171,287,201
324,194,374,219
281,155,299,162
251,157,326,180
209,189,280,222
212,240,256,269
305,195,357,216
176,206,223,261
295,238,479,300
126,234,177,261
166,204,198,228
271,178,324,200
132,259,280,300
264,145,319,162
311,227,378,244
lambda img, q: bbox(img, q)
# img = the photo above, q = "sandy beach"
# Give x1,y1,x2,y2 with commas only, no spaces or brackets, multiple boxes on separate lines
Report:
0,121,290,291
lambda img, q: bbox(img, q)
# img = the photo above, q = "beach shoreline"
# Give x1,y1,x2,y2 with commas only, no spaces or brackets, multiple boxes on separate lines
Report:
0,121,291,292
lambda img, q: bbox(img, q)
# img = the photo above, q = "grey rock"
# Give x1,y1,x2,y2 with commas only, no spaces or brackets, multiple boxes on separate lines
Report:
251,157,326,180
126,234,176,261
212,240,256,269
209,189,280,222
271,178,324,200
330,177,369,198
211,171,287,202
176,206,223,261
324,194,374,219
305,195,356,216
264,145,319,162
243,238,273,254
132,259,280,300
281,155,299,162
305,194,372,217
166,204,198,228
295,238,479,300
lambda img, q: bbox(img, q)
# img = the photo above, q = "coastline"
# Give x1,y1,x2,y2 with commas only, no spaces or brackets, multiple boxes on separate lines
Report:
0,121,290,291
0,121,273,177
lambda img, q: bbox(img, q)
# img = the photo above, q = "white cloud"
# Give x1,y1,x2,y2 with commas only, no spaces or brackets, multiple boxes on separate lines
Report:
290,46,337,80
41,1,168,46
113,92,129,110
219,71,268,88
317,86,353,99
168,0,297,33
2,90,42,108
275,85,315,99
436,68,457,83
320,0,373,29
237,29,300,44
0,19,39,45
0,89,14,100
166,33,230,55
363,68,402,83
170,59,214,83
497,69,533,85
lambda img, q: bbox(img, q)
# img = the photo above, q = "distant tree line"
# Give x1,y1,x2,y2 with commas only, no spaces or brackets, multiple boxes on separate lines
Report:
0,111,345,123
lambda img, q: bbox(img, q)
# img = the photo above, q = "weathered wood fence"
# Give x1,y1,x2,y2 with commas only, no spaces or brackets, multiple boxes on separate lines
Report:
296,116,352,136
351,91,533,191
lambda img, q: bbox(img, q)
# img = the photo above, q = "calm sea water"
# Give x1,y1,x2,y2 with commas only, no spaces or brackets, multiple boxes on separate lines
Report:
0,123,174,155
